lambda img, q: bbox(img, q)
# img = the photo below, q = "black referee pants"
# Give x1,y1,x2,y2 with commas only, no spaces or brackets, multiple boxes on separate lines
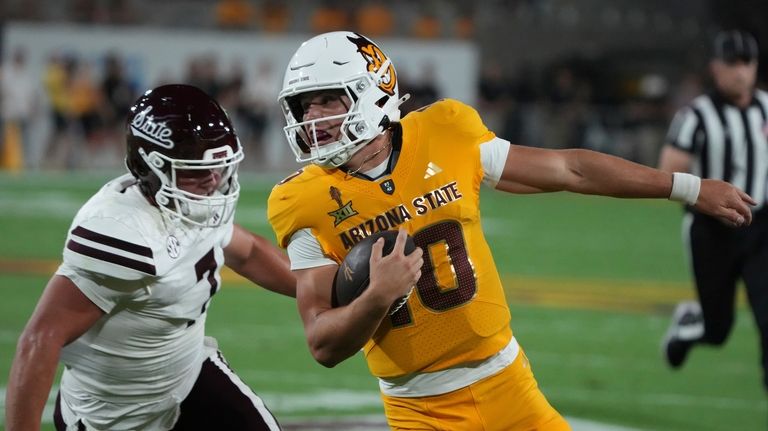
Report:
688,211,768,391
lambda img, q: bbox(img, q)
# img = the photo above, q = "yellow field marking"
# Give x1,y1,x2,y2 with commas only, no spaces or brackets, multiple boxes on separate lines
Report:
3,258,747,313
502,275,695,313
0,258,60,275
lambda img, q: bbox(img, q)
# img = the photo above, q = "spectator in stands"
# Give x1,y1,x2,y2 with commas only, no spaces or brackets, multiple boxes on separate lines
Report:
42,53,76,169
411,5,442,39
69,61,103,152
1,47,39,170
101,52,137,153
310,0,349,33
240,59,278,164
257,0,290,33
215,0,255,29
354,1,394,37
185,54,221,101
217,59,260,167
478,61,510,108
106,0,137,25
454,4,475,39
476,61,512,135
5,0,42,21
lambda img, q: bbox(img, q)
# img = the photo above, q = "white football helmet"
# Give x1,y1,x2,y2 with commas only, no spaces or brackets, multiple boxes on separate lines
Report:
278,31,403,168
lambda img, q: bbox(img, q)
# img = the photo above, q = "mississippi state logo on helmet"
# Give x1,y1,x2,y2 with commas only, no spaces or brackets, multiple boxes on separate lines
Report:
125,84,244,227
278,31,406,168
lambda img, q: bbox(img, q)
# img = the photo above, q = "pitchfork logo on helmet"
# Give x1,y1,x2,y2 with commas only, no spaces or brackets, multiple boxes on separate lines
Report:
278,31,407,169
347,34,397,96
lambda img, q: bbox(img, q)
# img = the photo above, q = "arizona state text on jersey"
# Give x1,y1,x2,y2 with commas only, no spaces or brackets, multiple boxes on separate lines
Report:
269,99,513,378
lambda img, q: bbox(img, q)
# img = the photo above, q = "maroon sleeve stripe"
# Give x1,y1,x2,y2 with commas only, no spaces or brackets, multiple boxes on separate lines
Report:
71,226,153,258
67,239,156,275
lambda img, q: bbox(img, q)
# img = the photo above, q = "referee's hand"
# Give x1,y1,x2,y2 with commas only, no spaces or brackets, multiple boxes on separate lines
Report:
696,179,756,227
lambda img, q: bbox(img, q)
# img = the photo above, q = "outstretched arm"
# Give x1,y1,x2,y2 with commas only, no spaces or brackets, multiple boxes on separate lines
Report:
495,145,755,227
6,275,104,431
224,224,297,298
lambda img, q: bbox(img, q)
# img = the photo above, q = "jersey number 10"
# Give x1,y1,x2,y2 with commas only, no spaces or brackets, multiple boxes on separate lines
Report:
390,220,477,328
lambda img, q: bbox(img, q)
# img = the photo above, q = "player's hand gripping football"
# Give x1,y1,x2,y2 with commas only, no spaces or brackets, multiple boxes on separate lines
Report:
367,229,423,310
695,179,756,227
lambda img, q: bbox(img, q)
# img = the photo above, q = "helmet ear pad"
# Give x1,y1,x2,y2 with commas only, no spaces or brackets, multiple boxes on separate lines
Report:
125,150,162,204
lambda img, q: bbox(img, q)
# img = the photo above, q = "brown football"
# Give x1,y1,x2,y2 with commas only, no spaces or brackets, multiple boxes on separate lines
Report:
332,230,417,308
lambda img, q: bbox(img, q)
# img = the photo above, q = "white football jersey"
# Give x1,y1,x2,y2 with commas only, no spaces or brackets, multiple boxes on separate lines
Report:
56,173,234,429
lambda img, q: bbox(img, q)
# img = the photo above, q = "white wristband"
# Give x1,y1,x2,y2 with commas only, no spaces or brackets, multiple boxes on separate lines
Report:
669,172,701,205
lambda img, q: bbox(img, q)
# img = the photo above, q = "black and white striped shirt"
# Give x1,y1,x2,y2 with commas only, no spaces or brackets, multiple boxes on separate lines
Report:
667,89,768,210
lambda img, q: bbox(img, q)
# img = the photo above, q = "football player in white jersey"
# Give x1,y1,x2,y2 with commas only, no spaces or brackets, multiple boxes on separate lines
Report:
6,84,295,431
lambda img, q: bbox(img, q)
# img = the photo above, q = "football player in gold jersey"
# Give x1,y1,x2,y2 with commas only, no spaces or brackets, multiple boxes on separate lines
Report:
268,31,755,430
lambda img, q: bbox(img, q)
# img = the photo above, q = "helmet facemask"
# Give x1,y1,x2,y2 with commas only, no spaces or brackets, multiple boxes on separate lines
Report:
278,32,403,169
138,143,243,228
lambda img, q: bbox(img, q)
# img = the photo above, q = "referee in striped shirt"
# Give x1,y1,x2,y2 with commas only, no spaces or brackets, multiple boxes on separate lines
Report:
660,29,768,389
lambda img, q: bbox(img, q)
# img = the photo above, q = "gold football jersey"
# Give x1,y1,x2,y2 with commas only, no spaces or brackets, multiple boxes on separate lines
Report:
268,99,512,378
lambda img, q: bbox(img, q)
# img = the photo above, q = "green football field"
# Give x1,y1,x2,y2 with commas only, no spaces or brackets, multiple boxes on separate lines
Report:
0,171,765,431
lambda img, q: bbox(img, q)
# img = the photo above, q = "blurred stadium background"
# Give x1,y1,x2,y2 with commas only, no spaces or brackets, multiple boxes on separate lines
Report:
1,1,767,430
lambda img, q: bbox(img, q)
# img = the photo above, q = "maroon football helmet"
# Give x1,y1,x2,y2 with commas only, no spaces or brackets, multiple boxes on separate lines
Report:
125,84,243,227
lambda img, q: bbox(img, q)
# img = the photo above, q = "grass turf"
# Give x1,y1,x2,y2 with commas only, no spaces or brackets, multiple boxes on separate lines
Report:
0,171,764,430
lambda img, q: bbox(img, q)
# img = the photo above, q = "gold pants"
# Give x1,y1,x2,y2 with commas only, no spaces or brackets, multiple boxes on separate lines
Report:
381,349,571,431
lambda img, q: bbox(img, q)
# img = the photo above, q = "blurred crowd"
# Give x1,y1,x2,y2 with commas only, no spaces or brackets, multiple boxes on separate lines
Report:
0,47,285,171
475,61,709,168
3,0,478,40
1,0,764,172
0,44,447,171
0,44,703,172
